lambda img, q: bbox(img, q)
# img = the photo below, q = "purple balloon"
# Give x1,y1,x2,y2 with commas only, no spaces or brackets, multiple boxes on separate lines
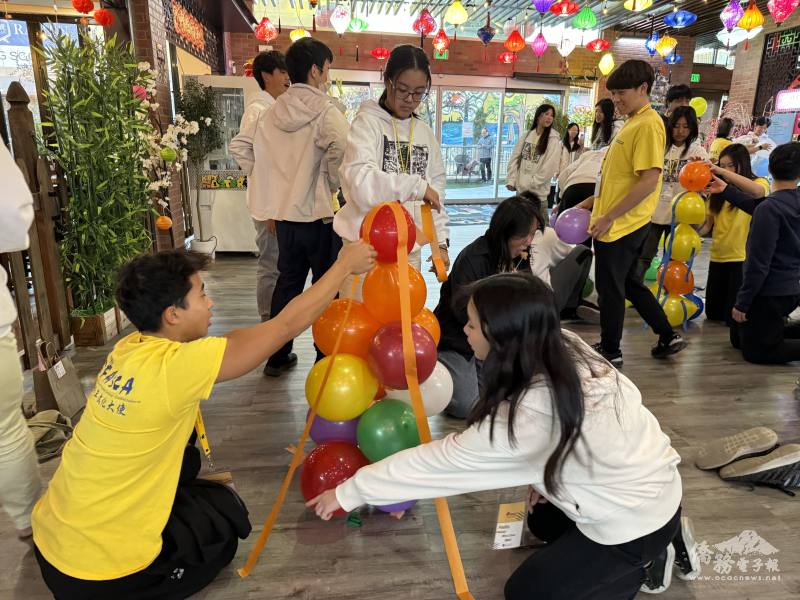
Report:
376,500,417,513
554,207,591,244
307,409,360,445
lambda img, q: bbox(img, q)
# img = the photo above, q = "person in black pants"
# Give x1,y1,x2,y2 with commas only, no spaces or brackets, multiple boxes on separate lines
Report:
730,142,800,363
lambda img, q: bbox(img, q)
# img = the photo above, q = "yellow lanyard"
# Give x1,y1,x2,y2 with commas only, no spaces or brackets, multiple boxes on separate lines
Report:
195,410,214,470
391,116,415,174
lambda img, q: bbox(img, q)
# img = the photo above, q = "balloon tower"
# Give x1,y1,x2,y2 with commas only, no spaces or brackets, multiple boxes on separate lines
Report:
651,162,711,326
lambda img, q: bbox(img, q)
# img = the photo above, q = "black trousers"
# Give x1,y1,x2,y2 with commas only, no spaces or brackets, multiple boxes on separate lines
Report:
479,158,492,181
705,261,743,325
269,219,342,364
637,223,672,282
559,183,595,249
594,224,674,353
505,502,681,600
550,245,593,314
732,294,800,364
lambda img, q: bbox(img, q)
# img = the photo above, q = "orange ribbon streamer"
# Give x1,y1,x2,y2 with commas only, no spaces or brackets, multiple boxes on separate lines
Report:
421,203,448,283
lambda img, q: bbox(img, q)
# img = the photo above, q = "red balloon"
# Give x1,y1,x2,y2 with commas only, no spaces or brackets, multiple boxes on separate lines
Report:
300,441,370,518
367,322,437,390
360,202,416,263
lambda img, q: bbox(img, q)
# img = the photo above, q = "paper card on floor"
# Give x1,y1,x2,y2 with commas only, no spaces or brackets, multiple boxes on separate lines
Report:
492,501,526,550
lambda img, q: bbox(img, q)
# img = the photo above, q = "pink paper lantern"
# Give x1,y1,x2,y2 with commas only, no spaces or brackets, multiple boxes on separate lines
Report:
531,32,549,56
767,0,799,24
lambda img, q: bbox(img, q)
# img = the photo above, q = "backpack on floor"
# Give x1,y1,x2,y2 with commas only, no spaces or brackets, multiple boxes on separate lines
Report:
27,409,73,463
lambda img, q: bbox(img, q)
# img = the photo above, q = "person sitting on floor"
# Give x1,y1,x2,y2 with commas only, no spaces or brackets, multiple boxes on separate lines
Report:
31,243,375,598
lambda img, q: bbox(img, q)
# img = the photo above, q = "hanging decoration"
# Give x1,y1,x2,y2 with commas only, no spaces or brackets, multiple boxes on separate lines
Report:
503,19,518,35
290,28,311,42
656,33,678,57
476,3,496,62
330,3,350,35
598,51,615,75
738,0,765,49
645,30,660,54
93,8,114,27
412,8,437,47
504,29,526,53
532,0,557,14
557,32,576,73
586,37,610,52
244,59,253,77
444,0,469,40
433,24,451,53
348,17,369,32
371,46,390,60
573,4,597,30
768,0,800,25
254,17,278,43
72,0,93,13
664,52,683,64
498,51,518,63
309,0,318,31
530,31,548,71
623,0,653,11
550,0,580,17
721,0,745,32
664,9,697,28
716,27,750,46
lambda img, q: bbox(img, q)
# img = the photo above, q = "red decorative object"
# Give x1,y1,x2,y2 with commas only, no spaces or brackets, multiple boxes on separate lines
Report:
93,8,114,27
432,27,450,53
550,0,580,17
503,29,526,53
254,17,278,43
498,51,518,63
172,0,205,51
370,46,390,60
412,8,437,47
71,0,93,14
244,60,253,77
585,37,611,52
300,442,370,518
767,0,799,24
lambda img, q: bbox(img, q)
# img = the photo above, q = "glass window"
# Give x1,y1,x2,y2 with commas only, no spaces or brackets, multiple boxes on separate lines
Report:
332,82,370,123
693,46,715,65
0,20,39,124
207,87,245,171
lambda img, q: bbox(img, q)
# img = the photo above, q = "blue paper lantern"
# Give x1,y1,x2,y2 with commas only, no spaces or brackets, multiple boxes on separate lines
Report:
477,24,496,45
664,52,683,64
645,31,660,55
664,9,697,28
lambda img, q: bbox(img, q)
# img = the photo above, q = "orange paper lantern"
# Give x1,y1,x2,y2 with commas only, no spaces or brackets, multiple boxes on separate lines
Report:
155,215,173,230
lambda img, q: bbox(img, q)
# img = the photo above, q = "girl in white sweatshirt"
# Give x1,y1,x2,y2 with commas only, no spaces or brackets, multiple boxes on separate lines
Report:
506,104,562,225
334,45,449,271
308,273,695,597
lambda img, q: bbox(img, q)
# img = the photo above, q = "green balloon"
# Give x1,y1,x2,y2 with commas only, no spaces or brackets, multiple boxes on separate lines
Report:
356,399,420,462
582,278,594,299
650,256,661,268
645,265,659,281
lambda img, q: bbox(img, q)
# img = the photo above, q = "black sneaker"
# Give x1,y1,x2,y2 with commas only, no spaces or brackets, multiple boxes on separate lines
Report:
640,543,675,594
576,304,601,324
672,517,701,581
719,444,800,495
263,353,298,377
651,334,687,358
591,342,623,368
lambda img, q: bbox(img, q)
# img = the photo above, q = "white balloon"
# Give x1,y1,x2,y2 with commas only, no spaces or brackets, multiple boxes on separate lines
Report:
385,361,454,417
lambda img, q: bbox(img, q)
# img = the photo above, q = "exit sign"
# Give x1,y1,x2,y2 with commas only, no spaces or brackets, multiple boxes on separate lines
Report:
434,49,449,60
691,73,700,83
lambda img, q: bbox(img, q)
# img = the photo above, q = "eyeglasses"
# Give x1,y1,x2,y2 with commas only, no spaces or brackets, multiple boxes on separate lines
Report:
718,161,735,170
390,81,429,102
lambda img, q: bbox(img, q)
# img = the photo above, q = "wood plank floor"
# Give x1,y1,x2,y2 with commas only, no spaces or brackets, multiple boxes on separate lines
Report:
3,225,800,599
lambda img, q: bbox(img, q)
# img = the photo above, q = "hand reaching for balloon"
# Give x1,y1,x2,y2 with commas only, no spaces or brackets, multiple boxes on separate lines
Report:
705,174,728,195
338,241,377,274
306,489,342,521
423,184,442,212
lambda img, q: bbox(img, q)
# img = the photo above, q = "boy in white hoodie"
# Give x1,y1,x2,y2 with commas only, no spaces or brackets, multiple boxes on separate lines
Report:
0,143,42,539
252,38,349,376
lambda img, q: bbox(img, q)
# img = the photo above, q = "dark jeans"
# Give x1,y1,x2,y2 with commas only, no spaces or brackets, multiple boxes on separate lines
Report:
479,158,492,181
594,224,674,353
550,245,593,314
732,294,800,364
269,219,342,365
638,223,672,282
705,261,743,325
505,502,681,600
559,183,595,249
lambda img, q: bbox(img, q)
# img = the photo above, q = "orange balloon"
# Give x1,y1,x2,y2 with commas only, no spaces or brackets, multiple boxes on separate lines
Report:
413,308,441,345
678,161,711,193
362,262,426,324
657,260,695,295
312,299,381,359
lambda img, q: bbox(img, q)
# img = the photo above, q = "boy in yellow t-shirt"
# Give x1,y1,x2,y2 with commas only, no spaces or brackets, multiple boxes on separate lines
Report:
31,244,375,598
576,60,686,367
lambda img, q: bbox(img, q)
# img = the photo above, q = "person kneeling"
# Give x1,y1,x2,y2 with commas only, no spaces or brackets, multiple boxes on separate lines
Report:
31,244,375,598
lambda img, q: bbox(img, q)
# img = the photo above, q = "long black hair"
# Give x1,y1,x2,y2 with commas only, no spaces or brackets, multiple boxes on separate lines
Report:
709,143,757,214
715,117,735,140
529,103,556,157
485,193,543,273
562,122,580,152
666,106,699,158
379,44,431,112
592,98,615,146
466,273,606,496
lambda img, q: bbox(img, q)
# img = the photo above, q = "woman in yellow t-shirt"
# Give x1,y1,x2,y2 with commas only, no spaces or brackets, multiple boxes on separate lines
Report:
700,144,769,324
708,117,734,164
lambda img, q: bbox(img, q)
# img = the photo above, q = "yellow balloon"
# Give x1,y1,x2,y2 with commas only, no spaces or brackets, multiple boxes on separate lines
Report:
661,294,688,327
305,354,378,421
649,281,666,301
689,97,707,118
625,299,633,308
673,192,706,225
665,223,702,262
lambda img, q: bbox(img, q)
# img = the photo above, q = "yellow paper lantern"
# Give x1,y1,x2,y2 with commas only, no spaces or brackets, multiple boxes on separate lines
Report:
290,27,311,42
598,52,615,75
444,0,469,26
738,0,765,45
656,34,678,57
623,0,653,11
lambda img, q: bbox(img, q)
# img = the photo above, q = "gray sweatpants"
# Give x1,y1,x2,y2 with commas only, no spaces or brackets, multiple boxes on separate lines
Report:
438,349,482,419
253,219,280,321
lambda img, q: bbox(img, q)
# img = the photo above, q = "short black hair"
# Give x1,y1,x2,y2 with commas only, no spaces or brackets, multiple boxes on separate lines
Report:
716,117,735,139
666,84,692,104
252,50,287,91
285,38,333,84
768,142,800,181
605,60,655,94
115,250,210,333
754,116,771,128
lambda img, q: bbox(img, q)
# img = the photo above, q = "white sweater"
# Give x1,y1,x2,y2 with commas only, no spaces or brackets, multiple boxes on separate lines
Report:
652,142,708,225
557,147,607,191
507,128,562,202
336,332,682,545
529,227,574,287
334,100,448,244
0,144,35,338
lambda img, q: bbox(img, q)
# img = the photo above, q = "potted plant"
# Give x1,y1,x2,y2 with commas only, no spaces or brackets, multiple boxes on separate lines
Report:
40,31,154,345
176,79,223,256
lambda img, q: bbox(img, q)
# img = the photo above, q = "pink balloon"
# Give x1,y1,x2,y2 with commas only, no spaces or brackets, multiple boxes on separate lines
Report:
554,207,591,244
367,323,437,390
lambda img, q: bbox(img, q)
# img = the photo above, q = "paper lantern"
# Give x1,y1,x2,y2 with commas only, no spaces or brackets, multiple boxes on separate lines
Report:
716,26,749,46
664,9,697,28
93,8,114,26
290,28,310,42
721,0,745,31
532,0,556,13
254,17,278,43
557,37,577,57
504,29,526,53
348,17,369,32
330,3,351,35
477,21,496,45
371,46,390,60
623,0,653,10
586,37,610,52
573,5,597,29
433,27,451,53
656,34,678,57
445,1,469,26
531,32,549,56
550,0,580,16
503,19,519,35
738,0,764,48
768,0,800,24
498,51,518,63
645,30,660,54
413,8,437,46
664,52,683,64
598,51,615,75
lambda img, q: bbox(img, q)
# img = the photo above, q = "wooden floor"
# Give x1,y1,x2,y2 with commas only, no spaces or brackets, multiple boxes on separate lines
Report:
3,225,800,599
